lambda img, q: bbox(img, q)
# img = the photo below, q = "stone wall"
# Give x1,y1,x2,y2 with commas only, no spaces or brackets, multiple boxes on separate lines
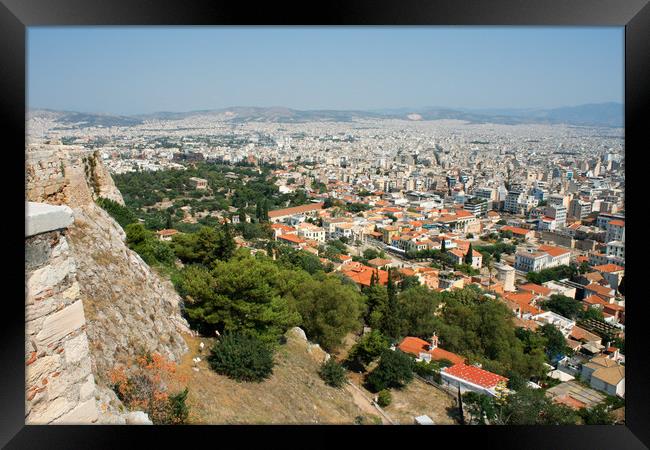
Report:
26,204,99,424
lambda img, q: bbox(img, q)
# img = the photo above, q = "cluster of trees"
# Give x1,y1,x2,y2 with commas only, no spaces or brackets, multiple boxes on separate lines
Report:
540,294,604,322
125,223,176,268
173,248,364,352
462,387,615,425
362,270,440,341
473,242,517,264
430,286,551,381
526,264,578,284
171,225,236,266
113,163,312,233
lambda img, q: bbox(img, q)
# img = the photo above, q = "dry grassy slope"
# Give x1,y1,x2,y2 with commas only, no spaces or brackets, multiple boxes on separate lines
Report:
176,330,381,424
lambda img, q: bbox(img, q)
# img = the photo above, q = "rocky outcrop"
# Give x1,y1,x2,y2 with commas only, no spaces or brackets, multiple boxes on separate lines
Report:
26,142,124,207
26,143,190,424
66,203,190,380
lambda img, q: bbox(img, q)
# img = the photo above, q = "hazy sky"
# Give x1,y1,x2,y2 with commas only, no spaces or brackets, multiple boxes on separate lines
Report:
27,27,624,115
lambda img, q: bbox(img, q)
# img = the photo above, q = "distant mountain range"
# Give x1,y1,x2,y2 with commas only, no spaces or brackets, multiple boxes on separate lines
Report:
30,102,623,128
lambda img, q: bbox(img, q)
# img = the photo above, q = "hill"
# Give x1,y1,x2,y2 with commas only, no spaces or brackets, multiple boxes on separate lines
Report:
175,329,380,424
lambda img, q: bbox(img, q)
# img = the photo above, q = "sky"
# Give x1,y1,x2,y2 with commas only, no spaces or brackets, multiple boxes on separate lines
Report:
27,27,624,115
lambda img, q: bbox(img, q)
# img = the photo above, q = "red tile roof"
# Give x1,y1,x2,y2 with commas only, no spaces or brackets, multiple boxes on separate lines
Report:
397,337,465,365
444,363,508,389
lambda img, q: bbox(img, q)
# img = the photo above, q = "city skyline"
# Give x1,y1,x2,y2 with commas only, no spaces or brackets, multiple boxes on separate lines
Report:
28,27,624,115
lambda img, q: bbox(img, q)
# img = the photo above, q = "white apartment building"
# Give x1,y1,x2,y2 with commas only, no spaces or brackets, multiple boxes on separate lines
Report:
296,223,326,243
515,245,571,272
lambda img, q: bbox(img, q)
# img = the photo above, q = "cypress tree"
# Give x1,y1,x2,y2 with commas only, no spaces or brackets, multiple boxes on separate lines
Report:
464,243,473,265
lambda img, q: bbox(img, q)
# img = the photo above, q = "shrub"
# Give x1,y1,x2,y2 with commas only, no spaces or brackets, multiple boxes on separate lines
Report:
319,358,347,388
207,333,274,382
108,352,190,425
377,389,392,407
168,387,190,425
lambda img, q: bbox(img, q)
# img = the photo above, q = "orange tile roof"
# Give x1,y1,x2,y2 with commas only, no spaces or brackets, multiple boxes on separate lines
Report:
584,283,615,298
444,363,508,388
519,283,552,297
608,220,625,227
501,226,532,236
592,264,624,273
156,229,178,236
341,265,389,287
397,337,465,365
278,234,306,244
268,202,324,218
538,244,571,257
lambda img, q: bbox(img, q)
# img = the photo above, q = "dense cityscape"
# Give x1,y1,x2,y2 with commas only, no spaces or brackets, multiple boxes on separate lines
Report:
26,106,625,425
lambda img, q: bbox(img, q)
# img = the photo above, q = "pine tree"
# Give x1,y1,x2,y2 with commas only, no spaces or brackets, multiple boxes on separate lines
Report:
441,238,447,253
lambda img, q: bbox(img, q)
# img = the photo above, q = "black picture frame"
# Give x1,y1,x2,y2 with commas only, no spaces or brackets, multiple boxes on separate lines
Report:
3,0,648,448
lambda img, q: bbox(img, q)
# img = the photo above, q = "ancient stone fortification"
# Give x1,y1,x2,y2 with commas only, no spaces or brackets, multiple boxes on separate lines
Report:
26,143,190,424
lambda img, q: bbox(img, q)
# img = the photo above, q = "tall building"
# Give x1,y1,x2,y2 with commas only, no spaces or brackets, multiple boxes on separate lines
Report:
545,205,567,227
569,198,592,220
504,190,525,213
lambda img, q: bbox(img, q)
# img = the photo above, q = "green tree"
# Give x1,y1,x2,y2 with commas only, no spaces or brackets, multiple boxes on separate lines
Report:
319,358,347,388
125,223,175,267
503,387,579,425
540,324,568,360
347,330,390,368
541,294,582,320
395,286,440,338
293,276,363,350
463,391,499,425
399,275,420,291
579,403,615,425
97,197,138,229
381,269,402,339
365,349,414,392
207,333,274,382
363,284,388,330
176,252,302,345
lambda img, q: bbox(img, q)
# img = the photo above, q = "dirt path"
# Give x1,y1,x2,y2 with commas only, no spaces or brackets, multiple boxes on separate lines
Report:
345,382,393,424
